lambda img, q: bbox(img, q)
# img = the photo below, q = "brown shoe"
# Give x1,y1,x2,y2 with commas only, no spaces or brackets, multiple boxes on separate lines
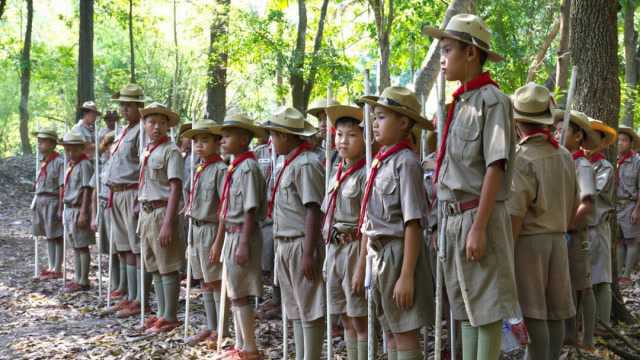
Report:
146,318,180,334
63,282,82,293
110,289,125,299
116,301,142,318
187,329,213,345
142,315,160,330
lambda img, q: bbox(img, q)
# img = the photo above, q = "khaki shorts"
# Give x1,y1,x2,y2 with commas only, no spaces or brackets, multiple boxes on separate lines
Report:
222,229,263,300
617,202,640,239
140,207,185,275
515,233,576,320
567,229,592,291
275,236,325,322
190,221,222,283
326,241,367,318
589,222,612,285
63,207,95,248
260,222,274,273
111,189,140,254
32,194,63,239
370,237,433,333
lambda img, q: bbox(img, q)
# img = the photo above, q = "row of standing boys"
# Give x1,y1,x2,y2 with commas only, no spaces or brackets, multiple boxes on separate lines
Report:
29,13,640,360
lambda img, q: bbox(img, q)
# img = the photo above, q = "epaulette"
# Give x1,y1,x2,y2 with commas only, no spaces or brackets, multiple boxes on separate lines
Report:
480,85,500,108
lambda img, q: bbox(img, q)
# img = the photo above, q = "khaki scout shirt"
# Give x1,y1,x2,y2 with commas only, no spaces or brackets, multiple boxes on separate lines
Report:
590,157,615,226
187,159,226,222
72,120,95,143
272,151,325,238
575,156,596,229
63,159,94,205
182,151,193,205
35,154,64,195
321,161,366,239
138,142,184,202
422,152,437,231
617,152,640,202
106,123,140,186
223,158,266,225
362,148,427,239
507,135,579,235
436,85,515,203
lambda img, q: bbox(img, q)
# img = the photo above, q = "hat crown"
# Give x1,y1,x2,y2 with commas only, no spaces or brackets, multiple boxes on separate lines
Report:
192,119,219,130
513,83,551,114
224,113,254,127
378,86,421,115
81,100,97,108
35,126,58,137
272,107,305,130
445,14,492,47
119,84,144,97
62,131,85,143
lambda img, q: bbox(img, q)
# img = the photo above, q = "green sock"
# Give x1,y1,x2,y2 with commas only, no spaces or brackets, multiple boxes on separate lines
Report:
273,285,282,305
74,251,82,283
203,291,216,331
161,272,179,322
345,335,357,360
582,289,596,347
213,290,228,337
397,350,423,360
237,304,257,352
110,255,120,291
136,268,152,305
624,242,640,277
548,320,565,360
292,319,304,360
594,283,612,326
117,258,127,293
461,321,478,360
47,239,56,269
126,264,137,301
79,251,90,286
565,292,578,343
388,349,398,360
152,272,164,317
524,318,549,360
54,240,63,272
477,321,502,360
302,320,324,360
357,340,368,360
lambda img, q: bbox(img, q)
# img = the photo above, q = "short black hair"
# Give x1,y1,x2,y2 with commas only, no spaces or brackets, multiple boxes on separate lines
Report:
335,117,361,128
460,42,488,67
569,122,586,144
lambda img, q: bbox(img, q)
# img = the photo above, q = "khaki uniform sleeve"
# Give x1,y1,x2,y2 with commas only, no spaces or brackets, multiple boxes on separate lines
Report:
242,165,264,214
483,94,513,167
166,148,184,182
80,161,94,189
57,160,65,188
507,157,535,218
595,164,613,194
398,155,426,226
296,160,325,207
577,161,596,201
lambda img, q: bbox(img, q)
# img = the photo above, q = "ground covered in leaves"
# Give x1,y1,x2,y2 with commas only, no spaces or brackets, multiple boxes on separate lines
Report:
0,155,638,359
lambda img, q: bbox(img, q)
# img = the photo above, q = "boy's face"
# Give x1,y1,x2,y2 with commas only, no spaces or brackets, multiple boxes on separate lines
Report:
619,133,632,154
335,122,365,161
193,133,220,159
144,114,170,143
440,38,471,82
83,111,98,126
372,106,409,146
221,128,248,155
180,137,192,154
119,102,141,122
563,125,580,151
317,113,327,140
64,144,85,162
37,138,56,155
270,130,289,156
104,116,117,129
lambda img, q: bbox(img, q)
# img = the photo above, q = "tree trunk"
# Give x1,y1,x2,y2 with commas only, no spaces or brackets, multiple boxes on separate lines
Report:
623,0,637,127
0,0,7,20
206,0,230,123
413,0,475,100
555,0,571,94
369,0,394,93
19,0,33,155
526,17,560,83
128,0,136,83
76,0,94,120
170,0,179,110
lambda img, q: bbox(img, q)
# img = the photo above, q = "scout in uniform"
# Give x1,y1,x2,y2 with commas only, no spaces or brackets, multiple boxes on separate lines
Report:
60,131,95,292
260,107,326,360
180,120,228,345
32,127,65,280
98,110,119,145
615,125,640,287
552,110,599,349
586,120,616,330
359,87,434,360
137,103,184,334
107,84,146,318
507,83,577,360
320,105,368,360
424,14,519,359
73,101,101,155
308,99,341,165
210,114,266,359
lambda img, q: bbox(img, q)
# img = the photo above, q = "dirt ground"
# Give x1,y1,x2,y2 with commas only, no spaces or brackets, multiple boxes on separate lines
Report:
0,155,638,359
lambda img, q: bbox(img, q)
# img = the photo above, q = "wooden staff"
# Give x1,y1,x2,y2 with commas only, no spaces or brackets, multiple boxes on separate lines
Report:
138,119,146,328
106,206,114,309
434,70,446,360
560,66,578,146
183,137,195,341
33,119,40,279
216,262,229,353
325,84,334,359
95,122,102,300
271,140,288,358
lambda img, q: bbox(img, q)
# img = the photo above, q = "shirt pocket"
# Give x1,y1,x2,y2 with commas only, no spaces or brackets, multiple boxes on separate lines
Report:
231,178,244,212
376,175,398,221
339,178,361,219
450,106,482,162
148,156,165,182
280,171,296,203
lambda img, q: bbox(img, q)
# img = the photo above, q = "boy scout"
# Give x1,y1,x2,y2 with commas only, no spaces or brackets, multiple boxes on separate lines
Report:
260,107,326,360
321,105,368,360
32,127,65,280
586,120,616,330
359,87,434,360
137,103,184,334
424,13,519,359
61,131,95,292
107,84,145,318
552,109,599,349
98,110,119,145
211,114,266,358
616,125,640,287
507,83,577,360
308,99,340,165
73,101,101,155
180,120,228,345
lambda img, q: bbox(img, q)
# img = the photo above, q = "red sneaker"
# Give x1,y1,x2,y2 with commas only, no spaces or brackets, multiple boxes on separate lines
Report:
145,318,180,334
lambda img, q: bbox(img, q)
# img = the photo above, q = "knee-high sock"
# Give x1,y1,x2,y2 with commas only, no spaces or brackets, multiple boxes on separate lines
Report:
292,319,304,360
345,333,357,360
273,285,282,305
624,241,640,277
548,320,565,360
582,289,596,347
397,350,423,360
617,243,626,275
126,264,137,301
110,255,120,291
302,320,324,360
237,304,257,352
54,239,64,272
47,239,56,269
117,254,127,293
565,292,578,343
357,340,368,360
213,289,229,337
232,307,244,350
136,268,152,305
161,273,179,322
461,321,478,360
524,318,549,360
476,321,502,360
594,283,612,326
79,250,90,286
152,272,164,318
202,291,217,331
74,250,82,283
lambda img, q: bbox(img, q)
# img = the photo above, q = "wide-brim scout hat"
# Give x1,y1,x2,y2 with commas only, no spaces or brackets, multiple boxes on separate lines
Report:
177,122,192,140
140,102,180,127
307,99,341,119
31,127,59,141
221,113,266,138
618,125,640,147
358,86,434,130
60,131,88,146
512,82,554,125
552,109,601,150
422,13,504,62
589,119,617,147
182,119,223,139
325,105,363,127
78,100,102,116
111,83,146,103
260,107,318,137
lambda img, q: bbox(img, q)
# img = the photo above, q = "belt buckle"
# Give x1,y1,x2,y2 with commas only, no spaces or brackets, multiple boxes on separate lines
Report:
143,202,153,213
447,202,460,216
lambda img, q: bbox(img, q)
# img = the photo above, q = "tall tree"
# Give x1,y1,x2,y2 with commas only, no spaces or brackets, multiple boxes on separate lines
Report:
76,0,94,120
0,0,7,20
623,0,638,127
555,0,571,94
128,0,136,83
206,0,230,122
289,0,330,113
19,0,33,155
368,0,395,93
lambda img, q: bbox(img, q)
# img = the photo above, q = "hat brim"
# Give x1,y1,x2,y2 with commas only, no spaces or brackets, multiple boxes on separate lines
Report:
422,27,504,63
140,109,180,127
31,131,59,141
589,121,617,147
260,120,318,137
513,110,554,126
181,126,223,139
111,94,147,103
78,106,102,116
306,107,326,119
60,140,87,146
552,109,600,150
359,96,434,131
221,121,266,139
325,106,363,127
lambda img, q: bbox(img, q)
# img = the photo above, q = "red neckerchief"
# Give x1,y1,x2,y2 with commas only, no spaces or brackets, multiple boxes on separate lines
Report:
111,124,132,155
138,136,169,188
322,158,366,242
356,139,412,239
522,128,559,149
186,154,223,214
37,151,60,183
267,141,314,218
62,154,89,199
434,72,499,181
587,152,606,164
617,150,636,182
218,151,256,220
572,149,586,161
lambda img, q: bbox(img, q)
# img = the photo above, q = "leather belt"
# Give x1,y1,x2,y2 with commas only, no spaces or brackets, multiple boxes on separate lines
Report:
141,200,168,213
444,198,480,216
37,192,58,197
225,224,243,233
329,230,357,245
110,183,139,192
192,218,215,227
